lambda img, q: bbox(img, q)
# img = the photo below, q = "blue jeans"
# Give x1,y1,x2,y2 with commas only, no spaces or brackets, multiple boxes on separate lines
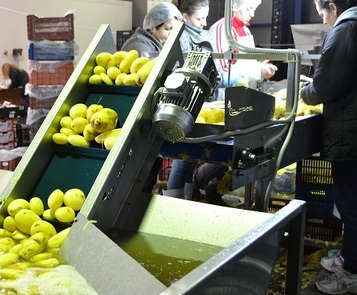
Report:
331,160,357,274
167,159,197,190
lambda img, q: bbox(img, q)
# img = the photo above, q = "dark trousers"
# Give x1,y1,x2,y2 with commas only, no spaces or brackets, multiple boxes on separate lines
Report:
331,160,357,274
193,163,228,205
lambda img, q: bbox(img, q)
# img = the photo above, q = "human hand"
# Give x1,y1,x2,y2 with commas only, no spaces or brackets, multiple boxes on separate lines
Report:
261,60,278,80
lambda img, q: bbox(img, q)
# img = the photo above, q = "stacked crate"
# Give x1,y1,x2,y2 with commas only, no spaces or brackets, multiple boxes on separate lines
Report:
26,14,75,138
116,30,133,50
296,156,343,241
0,109,23,170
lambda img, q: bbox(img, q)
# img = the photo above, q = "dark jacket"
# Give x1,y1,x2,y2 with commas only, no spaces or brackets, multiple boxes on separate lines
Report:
301,7,357,160
9,68,29,89
180,23,213,53
121,27,162,56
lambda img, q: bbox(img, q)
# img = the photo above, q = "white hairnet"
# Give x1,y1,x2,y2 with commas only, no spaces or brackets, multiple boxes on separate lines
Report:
143,2,182,30
232,0,262,11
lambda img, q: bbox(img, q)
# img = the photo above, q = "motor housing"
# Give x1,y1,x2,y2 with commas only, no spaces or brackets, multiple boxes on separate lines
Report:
152,51,219,142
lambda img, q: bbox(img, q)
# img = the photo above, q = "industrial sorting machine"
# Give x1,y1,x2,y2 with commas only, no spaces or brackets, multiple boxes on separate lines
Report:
0,21,322,294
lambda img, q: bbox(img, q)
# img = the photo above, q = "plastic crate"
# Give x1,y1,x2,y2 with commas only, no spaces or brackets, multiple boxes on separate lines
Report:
116,30,133,50
27,84,63,110
305,217,342,241
27,14,74,41
26,84,64,99
0,157,21,171
297,156,333,185
297,184,335,218
29,61,74,85
296,156,342,241
158,157,173,181
16,123,31,147
28,40,75,61
29,117,45,139
29,96,57,110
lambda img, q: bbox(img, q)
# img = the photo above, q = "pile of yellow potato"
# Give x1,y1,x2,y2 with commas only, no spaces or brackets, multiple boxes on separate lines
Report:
52,103,121,150
0,195,81,276
45,188,86,223
271,88,323,120
196,108,225,125
194,89,323,125
89,50,157,87
0,187,86,273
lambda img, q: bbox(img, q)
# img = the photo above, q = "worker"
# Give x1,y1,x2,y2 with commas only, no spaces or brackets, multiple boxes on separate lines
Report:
192,0,278,205
121,2,182,57
172,0,212,53
120,2,182,194
1,63,29,106
210,0,277,97
300,0,357,293
164,0,212,200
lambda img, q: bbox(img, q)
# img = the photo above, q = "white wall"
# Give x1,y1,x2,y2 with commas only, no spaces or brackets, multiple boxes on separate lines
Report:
0,0,132,79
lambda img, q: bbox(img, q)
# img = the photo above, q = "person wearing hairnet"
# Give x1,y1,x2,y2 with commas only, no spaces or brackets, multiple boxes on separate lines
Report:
191,0,278,206
121,2,182,56
210,0,277,91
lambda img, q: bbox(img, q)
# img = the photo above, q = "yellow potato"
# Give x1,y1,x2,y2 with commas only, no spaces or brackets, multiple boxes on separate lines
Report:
42,208,56,220
33,257,60,268
0,227,14,236
107,66,121,80
63,188,86,211
55,207,75,223
59,116,72,129
60,127,77,136
0,237,16,253
119,49,139,73
7,199,30,217
70,117,88,134
104,136,117,150
67,134,90,148
47,227,71,248
69,103,87,119
86,104,103,121
89,74,103,84
29,252,54,262
47,189,64,211
0,253,20,268
93,65,106,75
14,209,41,235
12,230,30,240
83,124,99,141
52,133,68,145
30,220,57,237
29,197,45,216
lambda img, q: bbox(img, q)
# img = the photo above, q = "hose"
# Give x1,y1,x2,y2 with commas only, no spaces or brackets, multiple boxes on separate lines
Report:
222,0,302,211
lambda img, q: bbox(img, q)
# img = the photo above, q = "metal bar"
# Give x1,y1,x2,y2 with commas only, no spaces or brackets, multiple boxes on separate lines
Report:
285,200,306,294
